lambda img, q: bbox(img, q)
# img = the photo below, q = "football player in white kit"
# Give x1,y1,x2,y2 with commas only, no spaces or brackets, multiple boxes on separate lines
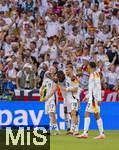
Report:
58,65,80,135
77,62,105,139
40,66,59,135
57,70,71,132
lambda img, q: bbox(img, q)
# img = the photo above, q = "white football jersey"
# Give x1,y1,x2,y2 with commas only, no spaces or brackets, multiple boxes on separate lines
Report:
65,76,80,102
42,77,56,101
88,71,102,104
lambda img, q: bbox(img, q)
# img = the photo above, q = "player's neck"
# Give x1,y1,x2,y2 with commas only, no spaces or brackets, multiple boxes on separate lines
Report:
91,69,96,73
69,73,74,78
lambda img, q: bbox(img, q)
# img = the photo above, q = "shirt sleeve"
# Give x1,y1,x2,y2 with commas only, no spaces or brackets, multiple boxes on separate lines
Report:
88,73,94,102
17,71,22,78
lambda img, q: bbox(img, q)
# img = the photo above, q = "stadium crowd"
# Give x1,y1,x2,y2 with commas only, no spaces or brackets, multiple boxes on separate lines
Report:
0,0,119,99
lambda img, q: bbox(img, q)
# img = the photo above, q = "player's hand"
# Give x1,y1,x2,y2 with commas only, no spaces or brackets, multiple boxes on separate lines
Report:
44,96,49,101
61,87,67,91
82,96,87,102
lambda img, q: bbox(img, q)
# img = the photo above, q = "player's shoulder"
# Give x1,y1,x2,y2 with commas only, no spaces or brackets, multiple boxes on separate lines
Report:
71,75,79,84
91,71,100,79
44,72,58,84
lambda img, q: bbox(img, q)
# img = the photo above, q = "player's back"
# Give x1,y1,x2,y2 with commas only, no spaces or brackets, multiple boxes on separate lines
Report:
88,71,102,102
58,77,68,103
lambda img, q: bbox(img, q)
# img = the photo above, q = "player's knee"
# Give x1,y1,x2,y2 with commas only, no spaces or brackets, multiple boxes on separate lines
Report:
71,110,76,117
85,111,90,118
50,114,56,123
50,112,55,119
94,113,100,120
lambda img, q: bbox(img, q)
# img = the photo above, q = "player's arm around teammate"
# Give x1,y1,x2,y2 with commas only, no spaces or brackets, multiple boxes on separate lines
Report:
63,86,79,133
40,66,60,135
63,65,80,135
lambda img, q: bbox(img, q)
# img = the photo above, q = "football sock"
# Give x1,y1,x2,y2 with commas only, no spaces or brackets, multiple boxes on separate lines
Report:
49,122,53,130
84,117,90,134
77,115,80,129
53,123,59,131
74,115,80,132
65,113,71,130
67,114,71,129
70,121,74,132
74,124,78,132
97,118,104,135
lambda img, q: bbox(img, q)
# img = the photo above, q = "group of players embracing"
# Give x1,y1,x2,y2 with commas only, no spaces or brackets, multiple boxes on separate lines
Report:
40,61,106,139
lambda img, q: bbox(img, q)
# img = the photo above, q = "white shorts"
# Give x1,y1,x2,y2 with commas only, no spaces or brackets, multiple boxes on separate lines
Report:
65,99,78,113
45,99,56,114
85,103,100,113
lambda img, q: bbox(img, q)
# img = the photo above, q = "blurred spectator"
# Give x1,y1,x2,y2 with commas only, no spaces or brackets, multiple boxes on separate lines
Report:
106,43,119,65
0,71,4,96
16,63,36,89
0,69,15,100
38,62,48,88
105,65,119,90
95,46,109,63
46,36,58,61
6,61,17,89
0,0,118,98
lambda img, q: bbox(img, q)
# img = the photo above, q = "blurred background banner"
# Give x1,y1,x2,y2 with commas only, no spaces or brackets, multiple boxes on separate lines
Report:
0,102,119,130
13,89,118,101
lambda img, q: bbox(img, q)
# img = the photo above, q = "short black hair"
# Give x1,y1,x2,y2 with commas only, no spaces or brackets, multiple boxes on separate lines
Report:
66,4,72,8
57,70,65,82
66,62,73,70
66,61,72,66
0,11,4,14
89,62,96,69
72,26,78,32
31,41,36,46
53,61,58,65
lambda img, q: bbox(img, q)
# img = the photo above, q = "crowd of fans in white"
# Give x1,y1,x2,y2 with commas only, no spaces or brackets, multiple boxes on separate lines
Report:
0,0,119,96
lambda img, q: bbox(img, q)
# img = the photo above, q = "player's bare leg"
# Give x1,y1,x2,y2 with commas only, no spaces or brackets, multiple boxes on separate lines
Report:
66,113,74,135
93,113,105,139
64,107,71,132
71,110,79,136
49,112,59,135
76,111,90,138
73,112,80,136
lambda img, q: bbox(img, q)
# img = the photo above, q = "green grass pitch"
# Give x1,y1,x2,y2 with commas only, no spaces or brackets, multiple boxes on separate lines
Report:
50,131,119,150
